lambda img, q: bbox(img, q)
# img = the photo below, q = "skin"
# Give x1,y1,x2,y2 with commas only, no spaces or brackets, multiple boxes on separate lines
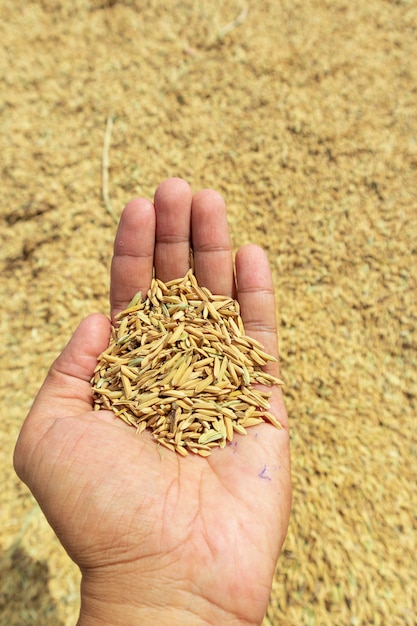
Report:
14,178,291,626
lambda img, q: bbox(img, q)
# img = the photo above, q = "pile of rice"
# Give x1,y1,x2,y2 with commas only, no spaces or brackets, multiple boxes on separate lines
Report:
92,270,283,456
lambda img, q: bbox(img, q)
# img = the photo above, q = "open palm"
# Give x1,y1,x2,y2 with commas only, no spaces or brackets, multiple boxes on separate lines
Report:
14,179,291,626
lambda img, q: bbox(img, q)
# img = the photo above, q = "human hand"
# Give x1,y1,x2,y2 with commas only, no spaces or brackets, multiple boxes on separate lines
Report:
14,178,291,626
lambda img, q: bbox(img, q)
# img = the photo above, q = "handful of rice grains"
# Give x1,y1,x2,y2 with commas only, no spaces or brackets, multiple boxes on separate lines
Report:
91,270,283,457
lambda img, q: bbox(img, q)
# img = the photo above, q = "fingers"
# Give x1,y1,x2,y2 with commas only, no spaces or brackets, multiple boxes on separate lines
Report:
235,244,280,371
111,179,234,322
110,183,279,361
110,198,156,321
110,183,281,366
235,245,289,431
111,179,193,320
153,181,235,296
191,189,235,298
153,178,193,282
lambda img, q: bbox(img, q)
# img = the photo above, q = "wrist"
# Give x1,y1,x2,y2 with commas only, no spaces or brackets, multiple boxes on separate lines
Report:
77,598,214,626
77,566,258,626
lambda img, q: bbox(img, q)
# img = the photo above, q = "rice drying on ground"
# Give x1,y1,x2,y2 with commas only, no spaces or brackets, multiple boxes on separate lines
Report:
1,1,416,624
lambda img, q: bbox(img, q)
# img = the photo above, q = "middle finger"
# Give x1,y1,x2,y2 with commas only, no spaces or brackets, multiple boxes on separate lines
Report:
153,178,193,282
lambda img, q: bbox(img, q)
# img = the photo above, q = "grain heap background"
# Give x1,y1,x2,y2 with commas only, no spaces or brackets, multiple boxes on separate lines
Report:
1,1,416,624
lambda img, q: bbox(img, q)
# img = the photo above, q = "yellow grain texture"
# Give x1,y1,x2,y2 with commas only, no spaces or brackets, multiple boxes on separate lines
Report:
1,1,416,624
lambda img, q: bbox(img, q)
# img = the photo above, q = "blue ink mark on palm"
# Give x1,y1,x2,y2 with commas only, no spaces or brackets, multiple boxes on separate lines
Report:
259,464,272,480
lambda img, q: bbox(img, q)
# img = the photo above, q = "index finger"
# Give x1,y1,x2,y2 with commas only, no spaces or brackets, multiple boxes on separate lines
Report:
110,198,156,322
235,244,288,431
235,244,280,368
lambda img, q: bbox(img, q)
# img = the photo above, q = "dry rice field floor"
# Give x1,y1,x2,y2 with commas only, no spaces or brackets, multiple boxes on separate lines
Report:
1,1,416,624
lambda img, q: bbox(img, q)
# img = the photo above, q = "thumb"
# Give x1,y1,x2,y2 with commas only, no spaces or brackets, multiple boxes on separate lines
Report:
27,313,111,422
